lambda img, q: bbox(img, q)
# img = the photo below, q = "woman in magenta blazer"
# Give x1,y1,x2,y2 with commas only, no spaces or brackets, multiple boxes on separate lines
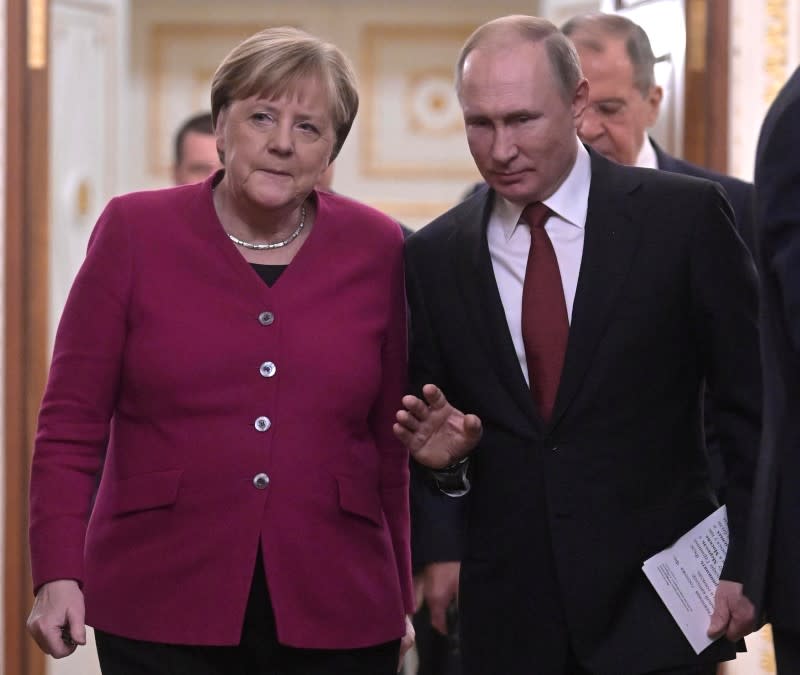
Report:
27,27,414,675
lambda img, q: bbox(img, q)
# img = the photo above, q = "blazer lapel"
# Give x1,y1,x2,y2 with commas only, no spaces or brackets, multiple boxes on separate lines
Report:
451,188,541,427
549,151,643,427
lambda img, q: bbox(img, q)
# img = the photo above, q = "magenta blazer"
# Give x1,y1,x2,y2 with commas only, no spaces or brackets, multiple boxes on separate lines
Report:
29,175,413,648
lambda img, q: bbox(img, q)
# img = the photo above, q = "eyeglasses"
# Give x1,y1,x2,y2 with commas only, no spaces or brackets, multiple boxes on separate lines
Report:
584,100,630,121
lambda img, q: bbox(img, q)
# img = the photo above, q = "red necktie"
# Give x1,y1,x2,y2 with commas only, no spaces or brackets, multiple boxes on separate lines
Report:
521,202,569,422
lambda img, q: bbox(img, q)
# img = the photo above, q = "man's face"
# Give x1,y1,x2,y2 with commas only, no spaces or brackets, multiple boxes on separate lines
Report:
459,39,587,206
173,131,223,185
574,37,662,166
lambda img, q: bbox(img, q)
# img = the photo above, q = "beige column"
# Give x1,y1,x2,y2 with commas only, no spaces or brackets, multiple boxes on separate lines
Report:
723,3,799,668
729,0,800,181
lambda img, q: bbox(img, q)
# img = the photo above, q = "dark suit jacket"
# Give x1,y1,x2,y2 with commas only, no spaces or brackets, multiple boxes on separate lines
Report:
462,141,755,248
29,178,414,647
410,460,465,571
653,140,757,504
745,65,800,631
653,139,755,252
405,219,467,573
405,149,761,674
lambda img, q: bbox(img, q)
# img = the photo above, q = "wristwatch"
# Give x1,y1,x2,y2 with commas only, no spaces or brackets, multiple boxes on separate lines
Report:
431,457,471,497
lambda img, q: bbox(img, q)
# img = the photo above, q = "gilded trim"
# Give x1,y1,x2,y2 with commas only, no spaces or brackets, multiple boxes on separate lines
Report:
27,0,47,69
359,24,479,179
764,0,789,103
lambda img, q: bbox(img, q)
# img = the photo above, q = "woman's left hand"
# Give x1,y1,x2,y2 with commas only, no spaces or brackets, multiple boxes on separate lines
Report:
398,614,415,672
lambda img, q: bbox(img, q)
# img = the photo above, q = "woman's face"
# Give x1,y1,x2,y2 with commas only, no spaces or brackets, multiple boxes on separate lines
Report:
215,77,336,214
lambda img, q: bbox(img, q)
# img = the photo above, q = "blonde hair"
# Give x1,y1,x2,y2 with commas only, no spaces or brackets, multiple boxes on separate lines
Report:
211,26,359,161
455,15,583,102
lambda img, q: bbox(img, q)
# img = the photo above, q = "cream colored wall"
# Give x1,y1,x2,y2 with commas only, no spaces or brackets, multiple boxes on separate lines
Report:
47,0,130,351
124,0,580,229
729,0,800,182
38,2,800,674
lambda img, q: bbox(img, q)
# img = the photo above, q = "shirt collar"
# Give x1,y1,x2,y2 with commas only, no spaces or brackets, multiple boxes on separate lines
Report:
496,139,591,241
635,135,659,169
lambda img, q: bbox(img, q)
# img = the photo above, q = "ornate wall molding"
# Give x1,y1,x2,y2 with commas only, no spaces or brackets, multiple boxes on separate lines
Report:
764,0,790,103
146,22,269,176
729,0,799,181
359,23,479,179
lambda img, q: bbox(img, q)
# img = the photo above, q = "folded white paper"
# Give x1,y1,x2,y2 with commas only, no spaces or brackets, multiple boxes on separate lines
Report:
642,505,728,654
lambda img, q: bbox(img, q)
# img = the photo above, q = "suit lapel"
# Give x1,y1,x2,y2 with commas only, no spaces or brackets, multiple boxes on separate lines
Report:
549,151,644,427
451,189,541,427
651,138,677,172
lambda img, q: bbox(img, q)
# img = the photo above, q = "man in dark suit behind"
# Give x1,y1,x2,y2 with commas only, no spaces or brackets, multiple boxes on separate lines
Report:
745,64,800,673
562,13,755,505
561,12,754,251
395,14,759,674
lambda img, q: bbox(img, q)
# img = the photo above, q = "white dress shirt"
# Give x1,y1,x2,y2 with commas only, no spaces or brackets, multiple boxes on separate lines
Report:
635,136,659,169
487,139,592,385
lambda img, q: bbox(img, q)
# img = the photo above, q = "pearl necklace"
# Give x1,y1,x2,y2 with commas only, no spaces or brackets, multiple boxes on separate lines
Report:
227,206,306,250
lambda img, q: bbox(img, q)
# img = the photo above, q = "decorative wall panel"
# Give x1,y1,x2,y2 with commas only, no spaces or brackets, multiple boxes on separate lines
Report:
359,24,479,179
730,0,800,181
126,0,543,227
146,22,268,175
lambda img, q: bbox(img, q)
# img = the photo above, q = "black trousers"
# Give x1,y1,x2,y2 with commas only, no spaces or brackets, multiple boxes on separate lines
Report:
773,626,800,674
563,642,718,675
413,601,461,675
564,659,717,675
95,550,399,675
644,666,718,675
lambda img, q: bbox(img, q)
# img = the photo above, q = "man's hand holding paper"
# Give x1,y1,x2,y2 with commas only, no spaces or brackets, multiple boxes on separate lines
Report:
643,506,756,653
707,580,756,642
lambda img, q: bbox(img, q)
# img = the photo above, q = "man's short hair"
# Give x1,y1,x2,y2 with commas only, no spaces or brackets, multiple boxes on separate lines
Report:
561,13,656,97
174,112,214,166
455,15,583,103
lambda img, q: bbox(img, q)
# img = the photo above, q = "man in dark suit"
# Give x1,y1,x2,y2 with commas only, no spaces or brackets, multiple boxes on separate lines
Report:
562,12,755,505
395,15,759,674
404,223,464,675
745,64,800,672
460,13,754,251
561,12,754,250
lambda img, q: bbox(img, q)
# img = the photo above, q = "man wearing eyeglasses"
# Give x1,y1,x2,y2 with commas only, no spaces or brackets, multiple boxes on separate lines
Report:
562,13,754,252
462,14,754,253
